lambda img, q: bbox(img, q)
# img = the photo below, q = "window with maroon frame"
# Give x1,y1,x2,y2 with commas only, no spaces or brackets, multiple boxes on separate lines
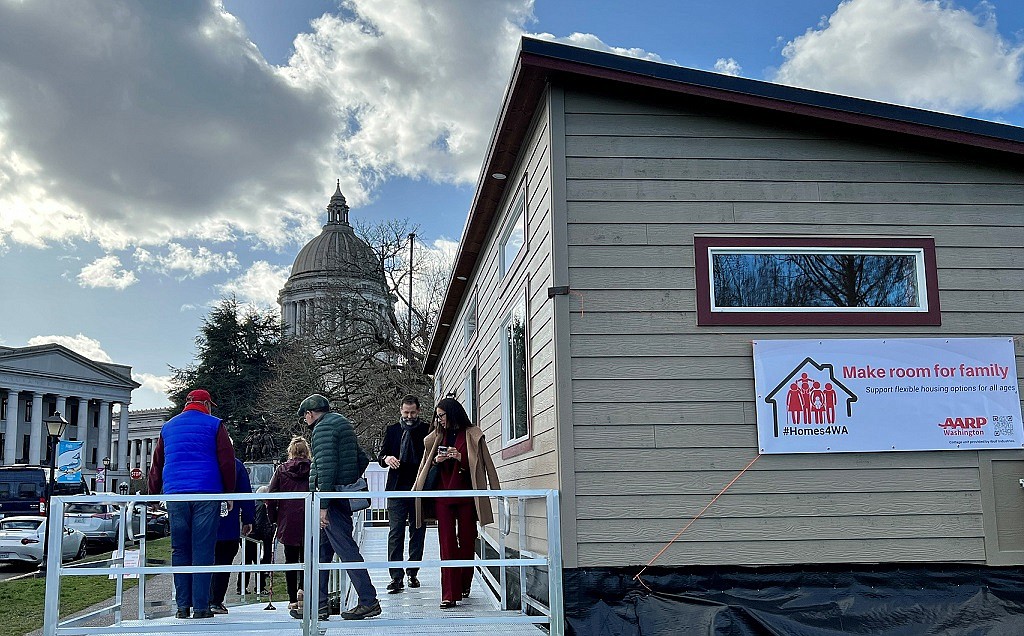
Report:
694,236,940,326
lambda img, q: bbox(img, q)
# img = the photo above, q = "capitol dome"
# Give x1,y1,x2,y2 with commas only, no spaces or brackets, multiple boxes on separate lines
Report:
288,185,380,281
279,183,391,337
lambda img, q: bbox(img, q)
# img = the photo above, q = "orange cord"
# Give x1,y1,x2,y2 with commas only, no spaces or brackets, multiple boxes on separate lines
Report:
634,453,762,590
569,290,584,316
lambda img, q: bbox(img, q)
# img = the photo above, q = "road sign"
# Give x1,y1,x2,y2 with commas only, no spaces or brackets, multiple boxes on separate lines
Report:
130,468,143,480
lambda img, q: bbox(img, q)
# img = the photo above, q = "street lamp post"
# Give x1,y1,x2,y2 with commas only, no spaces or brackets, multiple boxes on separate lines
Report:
40,411,69,575
102,456,111,493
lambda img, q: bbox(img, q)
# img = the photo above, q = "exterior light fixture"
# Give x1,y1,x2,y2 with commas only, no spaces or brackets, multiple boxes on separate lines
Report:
491,172,507,180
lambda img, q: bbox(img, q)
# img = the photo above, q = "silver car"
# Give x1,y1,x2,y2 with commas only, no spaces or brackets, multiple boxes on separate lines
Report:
64,502,120,545
0,516,87,564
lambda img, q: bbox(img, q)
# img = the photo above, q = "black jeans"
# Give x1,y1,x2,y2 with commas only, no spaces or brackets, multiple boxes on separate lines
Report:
210,539,240,605
387,497,426,580
282,544,304,603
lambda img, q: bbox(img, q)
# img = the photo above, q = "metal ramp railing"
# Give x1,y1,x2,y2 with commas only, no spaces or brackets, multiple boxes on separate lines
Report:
41,488,563,636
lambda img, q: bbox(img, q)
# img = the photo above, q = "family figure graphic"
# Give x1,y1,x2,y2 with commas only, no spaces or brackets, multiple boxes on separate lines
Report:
785,373,838,425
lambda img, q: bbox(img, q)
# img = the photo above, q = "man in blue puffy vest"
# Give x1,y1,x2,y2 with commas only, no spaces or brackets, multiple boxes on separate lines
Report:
148,388,237,620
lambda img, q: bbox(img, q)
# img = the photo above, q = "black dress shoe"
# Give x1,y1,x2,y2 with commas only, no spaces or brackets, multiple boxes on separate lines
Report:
175,608,190,619
408,574,420,588
386,578,404,593
439,600,457,609
192,610,215,619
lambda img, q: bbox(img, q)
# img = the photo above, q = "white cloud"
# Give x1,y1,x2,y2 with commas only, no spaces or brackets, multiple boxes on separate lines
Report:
530,32,665,62
216,260,291,310
132,371,173,395
134,243,238,278
714,57,742,76
28,333,113,362
0,1,339,250
284,0,534,186
0,0,675,256
773,0,1024,114
77,255,138,289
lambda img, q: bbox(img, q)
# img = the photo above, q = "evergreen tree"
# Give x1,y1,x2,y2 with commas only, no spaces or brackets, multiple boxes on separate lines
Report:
167,296,281,459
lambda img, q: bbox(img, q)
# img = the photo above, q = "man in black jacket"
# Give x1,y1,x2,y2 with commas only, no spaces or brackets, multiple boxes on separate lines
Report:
377,394,430,593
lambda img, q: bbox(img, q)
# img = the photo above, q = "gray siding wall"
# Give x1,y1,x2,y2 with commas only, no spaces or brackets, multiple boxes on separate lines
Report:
435,95,558,555
562,86,1024,568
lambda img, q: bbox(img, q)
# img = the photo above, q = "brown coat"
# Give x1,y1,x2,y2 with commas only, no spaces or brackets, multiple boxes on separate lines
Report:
412,426,501,527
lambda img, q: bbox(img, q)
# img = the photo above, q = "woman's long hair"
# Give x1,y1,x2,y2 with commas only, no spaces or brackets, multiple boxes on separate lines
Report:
287,436,310,460
435,397,475,431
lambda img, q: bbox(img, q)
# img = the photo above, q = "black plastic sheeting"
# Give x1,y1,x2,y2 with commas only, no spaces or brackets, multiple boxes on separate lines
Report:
565,564,1024,635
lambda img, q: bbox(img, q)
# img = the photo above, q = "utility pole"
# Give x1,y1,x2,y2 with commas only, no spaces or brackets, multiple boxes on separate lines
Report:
408,232,415,361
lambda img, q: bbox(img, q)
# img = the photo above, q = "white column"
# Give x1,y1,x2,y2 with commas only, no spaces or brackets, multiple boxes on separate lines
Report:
97,401,111,468
55,395,67,420
74,397,89,443
3,389,19,465
117,403,129,471
28,392,43,465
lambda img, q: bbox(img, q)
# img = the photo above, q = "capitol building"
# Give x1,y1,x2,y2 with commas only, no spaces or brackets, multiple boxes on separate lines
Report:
278,183,392,338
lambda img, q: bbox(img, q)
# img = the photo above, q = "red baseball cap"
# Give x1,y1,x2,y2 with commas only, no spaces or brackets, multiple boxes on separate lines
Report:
186,389,217,406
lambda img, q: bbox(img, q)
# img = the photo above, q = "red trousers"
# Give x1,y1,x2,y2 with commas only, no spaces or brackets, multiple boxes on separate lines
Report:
436,498,477,602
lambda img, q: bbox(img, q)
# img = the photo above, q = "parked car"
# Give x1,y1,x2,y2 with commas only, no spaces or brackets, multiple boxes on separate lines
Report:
0,516,87,564
63,502,120,545
0,465,91,519
145,504,170,538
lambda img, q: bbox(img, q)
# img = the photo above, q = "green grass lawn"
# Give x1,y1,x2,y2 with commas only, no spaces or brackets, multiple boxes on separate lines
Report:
0,538,171,636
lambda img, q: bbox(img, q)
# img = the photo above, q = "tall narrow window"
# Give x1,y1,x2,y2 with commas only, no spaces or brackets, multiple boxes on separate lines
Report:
499,188,526,277
463,290,478,346
464,365,479,426
433,367,443,405
501,296,529,445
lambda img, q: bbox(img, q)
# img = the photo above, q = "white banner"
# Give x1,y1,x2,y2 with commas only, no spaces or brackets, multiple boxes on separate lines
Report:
753,337,1023,454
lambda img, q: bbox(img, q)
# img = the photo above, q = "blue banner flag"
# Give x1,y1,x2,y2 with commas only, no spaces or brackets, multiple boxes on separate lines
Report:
56,440,84,483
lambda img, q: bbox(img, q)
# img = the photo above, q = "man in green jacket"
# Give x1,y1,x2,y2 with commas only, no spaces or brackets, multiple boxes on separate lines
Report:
293,394,380,621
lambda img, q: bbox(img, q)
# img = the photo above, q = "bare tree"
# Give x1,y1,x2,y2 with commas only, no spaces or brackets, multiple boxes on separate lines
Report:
255,218,453,455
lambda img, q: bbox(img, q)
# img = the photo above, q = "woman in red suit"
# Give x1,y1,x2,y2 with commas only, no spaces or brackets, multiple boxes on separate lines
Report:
413,398,501,609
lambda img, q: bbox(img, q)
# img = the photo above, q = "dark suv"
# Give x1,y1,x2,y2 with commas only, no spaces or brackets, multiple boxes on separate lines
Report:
0,466,90,518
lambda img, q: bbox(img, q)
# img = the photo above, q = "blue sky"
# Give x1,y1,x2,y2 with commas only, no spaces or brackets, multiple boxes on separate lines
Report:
1,0,1022,409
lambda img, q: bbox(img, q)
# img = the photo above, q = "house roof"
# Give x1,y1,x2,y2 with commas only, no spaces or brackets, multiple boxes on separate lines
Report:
424,37,1024,373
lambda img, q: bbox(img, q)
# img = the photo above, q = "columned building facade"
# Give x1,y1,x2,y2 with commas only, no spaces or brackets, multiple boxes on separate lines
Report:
120,407,170,491
278,183,392,337
0,344,139,491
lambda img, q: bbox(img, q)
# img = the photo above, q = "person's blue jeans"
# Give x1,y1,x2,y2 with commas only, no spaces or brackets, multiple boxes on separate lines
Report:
319,502,377,609
168,500,220,612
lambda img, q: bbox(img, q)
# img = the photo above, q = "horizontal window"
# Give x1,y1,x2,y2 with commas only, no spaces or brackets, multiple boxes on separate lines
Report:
695,236,940,326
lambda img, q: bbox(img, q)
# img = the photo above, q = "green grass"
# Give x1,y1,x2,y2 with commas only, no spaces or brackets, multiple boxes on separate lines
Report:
0,537,171,636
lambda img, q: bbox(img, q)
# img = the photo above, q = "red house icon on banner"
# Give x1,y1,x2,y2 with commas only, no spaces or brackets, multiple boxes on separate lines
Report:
764,357,858,437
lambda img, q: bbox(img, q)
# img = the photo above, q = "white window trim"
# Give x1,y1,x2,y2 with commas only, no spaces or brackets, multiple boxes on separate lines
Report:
707,246,930,313
498,184,527,278
463,289,478,347
463,365,477,426
500,295,530,447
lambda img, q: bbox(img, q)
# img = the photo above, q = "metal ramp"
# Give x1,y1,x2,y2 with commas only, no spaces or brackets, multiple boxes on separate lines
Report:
43,489,562,636
95,527,542,634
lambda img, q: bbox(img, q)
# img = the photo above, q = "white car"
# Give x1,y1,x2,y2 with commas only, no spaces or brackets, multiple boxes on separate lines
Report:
64,503,120,545
0,516,87,565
